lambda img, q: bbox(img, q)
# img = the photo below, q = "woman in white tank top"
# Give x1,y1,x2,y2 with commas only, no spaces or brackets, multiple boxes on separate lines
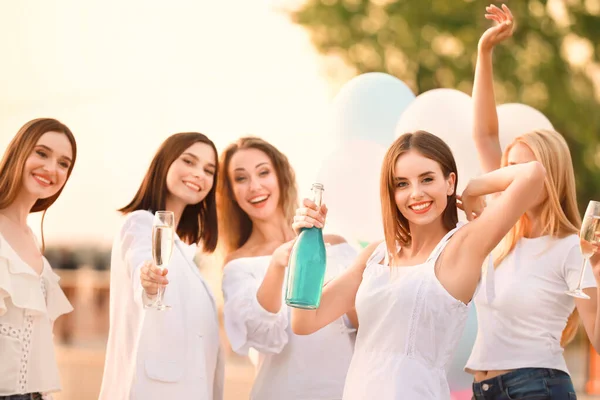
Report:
287,130,546,399
467,5,600,399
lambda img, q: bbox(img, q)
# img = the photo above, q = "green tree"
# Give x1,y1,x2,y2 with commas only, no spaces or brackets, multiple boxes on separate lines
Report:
291,0,600,208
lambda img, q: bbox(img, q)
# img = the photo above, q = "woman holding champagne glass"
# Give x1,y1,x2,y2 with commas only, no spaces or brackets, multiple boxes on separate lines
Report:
465,5,600,399
0,118,76,400
99,132,224,400
218,137,357,400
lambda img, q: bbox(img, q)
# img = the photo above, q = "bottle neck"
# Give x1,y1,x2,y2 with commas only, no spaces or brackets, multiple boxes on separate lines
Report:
312,188,323,208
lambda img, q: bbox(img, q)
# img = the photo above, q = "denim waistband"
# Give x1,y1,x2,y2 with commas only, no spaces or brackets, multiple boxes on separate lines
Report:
472,368,568,397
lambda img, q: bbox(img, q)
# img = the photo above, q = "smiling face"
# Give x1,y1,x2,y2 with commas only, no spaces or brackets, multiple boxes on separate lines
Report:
165,142,217,207
393,150,455,227
228,148,280,222
21,131,74,201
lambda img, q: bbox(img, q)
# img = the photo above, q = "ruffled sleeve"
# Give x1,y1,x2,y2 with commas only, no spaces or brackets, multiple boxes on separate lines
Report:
222,259,289,355
118,210,155,308
0,235,72,321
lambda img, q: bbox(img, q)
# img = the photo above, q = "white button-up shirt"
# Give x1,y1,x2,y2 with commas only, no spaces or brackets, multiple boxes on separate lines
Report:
99,210,224,400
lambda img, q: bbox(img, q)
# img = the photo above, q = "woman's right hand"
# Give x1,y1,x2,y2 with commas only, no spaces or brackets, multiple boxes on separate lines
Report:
479,4,515,53
140,261,169,296
292,198,327,235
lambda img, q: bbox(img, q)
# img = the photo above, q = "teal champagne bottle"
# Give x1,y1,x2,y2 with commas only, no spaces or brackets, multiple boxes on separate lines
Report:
285,183,327,309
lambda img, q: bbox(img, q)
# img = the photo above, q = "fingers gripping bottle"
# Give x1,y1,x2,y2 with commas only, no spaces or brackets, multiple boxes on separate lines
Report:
285,183,327,309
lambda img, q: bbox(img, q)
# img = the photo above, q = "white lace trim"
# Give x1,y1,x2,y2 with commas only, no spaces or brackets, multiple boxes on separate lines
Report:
18,314,34,392
0,322,21,339
16,278,46,393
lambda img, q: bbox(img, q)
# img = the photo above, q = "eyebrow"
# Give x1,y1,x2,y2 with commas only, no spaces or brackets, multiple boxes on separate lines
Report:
234,162,270,172
182,152,216,169
394,171,435,181
36,144,73,163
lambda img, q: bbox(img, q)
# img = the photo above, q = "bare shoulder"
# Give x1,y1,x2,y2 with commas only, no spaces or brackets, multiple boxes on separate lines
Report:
223,248,250,267
323,234,347,245
357,240,385,264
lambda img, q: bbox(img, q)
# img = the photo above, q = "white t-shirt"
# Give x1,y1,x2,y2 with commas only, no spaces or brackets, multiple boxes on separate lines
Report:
466,234,597,374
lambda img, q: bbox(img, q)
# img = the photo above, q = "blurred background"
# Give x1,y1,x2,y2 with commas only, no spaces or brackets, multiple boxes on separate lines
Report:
1,0,600,398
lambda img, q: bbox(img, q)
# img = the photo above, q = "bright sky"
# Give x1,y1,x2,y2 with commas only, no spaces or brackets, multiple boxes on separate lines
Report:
0,1,344,246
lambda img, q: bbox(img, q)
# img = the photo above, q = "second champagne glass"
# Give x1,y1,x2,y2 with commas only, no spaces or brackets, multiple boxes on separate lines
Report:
147,211,175,310
565,200,600,299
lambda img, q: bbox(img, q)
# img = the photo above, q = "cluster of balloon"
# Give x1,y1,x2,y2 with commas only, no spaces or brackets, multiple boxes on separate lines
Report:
318,72,554,398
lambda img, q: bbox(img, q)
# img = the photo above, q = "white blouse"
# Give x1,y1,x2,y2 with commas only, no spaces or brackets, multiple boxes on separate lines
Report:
466,234,597,374
0,232,73,396
99,210,224,400
222,243,358,400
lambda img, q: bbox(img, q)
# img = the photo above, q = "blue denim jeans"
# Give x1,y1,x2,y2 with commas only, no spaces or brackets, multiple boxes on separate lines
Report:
0,394,42,400
472,368,577,399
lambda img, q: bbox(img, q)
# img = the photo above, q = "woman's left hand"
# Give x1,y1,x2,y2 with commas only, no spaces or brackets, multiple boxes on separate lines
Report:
456,192,486,221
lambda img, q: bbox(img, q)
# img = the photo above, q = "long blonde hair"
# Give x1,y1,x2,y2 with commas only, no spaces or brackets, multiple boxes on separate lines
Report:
495,129,580,346
216,137,298,256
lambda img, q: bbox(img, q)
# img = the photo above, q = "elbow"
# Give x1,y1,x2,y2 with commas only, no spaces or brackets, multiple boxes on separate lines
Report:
525,161,546,188
291,317,314,336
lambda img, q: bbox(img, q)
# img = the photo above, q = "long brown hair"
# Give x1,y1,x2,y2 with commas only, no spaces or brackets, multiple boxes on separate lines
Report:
0,118,77,250
381,131,458,263
216,137,298,255
496,130,581,346
119,132,218,252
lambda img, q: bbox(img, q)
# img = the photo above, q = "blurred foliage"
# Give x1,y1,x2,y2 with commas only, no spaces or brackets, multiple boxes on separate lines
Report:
291,0,600,209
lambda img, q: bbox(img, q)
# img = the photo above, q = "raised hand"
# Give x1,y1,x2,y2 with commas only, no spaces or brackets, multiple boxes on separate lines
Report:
271,240,296,269
456,193,487,222
292,197,327,234
479,4,515,53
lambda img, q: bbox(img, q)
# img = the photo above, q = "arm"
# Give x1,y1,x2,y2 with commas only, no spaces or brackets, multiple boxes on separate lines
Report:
472,4,515,173
291,242,379,335
119,211,162,308
438,161,546,303
576,248,600,352
222,260,290,355
256,240,295,313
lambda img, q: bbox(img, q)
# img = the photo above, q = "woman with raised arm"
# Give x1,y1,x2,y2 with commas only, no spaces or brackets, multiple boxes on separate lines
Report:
218,137,357,400
0,118,76,400
465,4,600,399
99,132,224,400
289,130,545,399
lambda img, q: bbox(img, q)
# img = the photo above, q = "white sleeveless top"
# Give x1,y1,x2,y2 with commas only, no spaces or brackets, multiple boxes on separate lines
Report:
342,225,469,400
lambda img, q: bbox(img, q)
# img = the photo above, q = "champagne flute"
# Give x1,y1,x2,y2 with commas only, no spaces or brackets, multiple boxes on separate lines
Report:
565,200,600,299
147,211,174,310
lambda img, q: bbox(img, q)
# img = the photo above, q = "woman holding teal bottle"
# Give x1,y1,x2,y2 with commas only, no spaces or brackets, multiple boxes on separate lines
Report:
218,136,357,400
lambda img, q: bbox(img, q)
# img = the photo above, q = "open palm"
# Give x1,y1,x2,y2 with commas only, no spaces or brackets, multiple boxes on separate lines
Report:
479,4,515,52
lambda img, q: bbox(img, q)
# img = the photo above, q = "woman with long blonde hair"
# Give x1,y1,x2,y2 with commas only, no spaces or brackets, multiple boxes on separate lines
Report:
0,118,76,399
466,5,600,399
218,137,357,400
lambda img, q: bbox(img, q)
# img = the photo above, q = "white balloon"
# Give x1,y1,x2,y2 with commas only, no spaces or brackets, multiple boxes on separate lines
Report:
394,89,480,197
497,103,554,150
331,72,416,147
317,139,387,245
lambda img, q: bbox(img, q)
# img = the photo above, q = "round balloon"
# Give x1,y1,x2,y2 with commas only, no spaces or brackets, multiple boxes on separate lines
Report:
331,72,416,147
317,139,387,245
497,103,554,151
394,88,480,199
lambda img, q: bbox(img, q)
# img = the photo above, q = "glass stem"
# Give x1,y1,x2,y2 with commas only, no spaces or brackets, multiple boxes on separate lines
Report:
156,283,165,305
576,257,588,291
